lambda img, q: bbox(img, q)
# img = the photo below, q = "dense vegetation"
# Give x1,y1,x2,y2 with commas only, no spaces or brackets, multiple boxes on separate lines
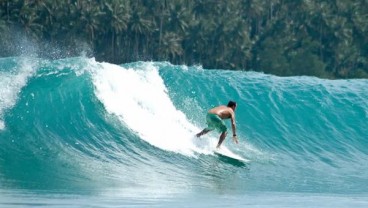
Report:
1,0,367,78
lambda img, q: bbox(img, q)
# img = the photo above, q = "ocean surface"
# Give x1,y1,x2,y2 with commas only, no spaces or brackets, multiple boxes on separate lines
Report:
0,57,367,207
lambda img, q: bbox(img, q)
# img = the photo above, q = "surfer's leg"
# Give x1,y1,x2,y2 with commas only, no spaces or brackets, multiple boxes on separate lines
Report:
196,128,211,137
216,131,227,148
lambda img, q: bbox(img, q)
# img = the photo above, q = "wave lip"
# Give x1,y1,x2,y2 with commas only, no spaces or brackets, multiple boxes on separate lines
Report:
0,58,37,130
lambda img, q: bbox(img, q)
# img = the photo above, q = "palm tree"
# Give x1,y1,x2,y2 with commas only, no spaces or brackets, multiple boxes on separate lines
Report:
242,0,266,39
19,3,44,40
160,1,194,62
0,17,10,56
160,32,183,61
128,7,155,60
143,0,169,56
103,0,130,62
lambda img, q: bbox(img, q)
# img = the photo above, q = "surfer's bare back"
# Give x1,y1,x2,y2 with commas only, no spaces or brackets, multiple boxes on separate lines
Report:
196,101,238,148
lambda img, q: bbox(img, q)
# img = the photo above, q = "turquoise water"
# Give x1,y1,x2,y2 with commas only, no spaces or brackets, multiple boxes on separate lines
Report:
0,57,367,207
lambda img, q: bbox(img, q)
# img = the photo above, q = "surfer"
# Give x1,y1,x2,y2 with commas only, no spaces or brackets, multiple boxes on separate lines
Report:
196,101,239,148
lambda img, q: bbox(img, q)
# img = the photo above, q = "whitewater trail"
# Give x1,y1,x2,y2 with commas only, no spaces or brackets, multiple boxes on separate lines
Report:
90,61,222,156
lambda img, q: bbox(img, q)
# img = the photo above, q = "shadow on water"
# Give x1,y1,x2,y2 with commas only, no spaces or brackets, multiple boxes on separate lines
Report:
215,154,248,167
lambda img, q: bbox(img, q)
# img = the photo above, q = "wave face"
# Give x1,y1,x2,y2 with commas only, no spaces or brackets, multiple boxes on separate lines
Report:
0,57,367,196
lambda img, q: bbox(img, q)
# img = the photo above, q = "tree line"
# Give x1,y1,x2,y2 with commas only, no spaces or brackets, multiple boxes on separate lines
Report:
1,0,367,78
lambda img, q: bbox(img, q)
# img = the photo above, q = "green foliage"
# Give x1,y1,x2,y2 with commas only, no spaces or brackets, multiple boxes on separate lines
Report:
0,0,367,78
258,37,290,76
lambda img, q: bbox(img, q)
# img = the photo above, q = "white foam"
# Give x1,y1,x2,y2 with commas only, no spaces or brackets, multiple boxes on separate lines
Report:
0,58,36,130
0,120,4,130
91,61,216,156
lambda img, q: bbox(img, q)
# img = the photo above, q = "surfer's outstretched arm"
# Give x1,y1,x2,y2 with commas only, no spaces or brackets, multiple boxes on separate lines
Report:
230,113,238,144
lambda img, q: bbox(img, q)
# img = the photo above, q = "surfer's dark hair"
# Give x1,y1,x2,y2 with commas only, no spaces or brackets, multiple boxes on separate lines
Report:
227,101,237,107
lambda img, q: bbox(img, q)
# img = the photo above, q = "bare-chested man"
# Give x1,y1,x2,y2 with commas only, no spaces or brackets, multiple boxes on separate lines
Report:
196,101,239,148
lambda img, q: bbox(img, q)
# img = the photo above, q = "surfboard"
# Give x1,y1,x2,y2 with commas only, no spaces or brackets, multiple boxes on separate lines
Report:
214,147,250,163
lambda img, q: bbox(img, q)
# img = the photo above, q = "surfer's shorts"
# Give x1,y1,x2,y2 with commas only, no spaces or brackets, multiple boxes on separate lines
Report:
205,113,227,133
